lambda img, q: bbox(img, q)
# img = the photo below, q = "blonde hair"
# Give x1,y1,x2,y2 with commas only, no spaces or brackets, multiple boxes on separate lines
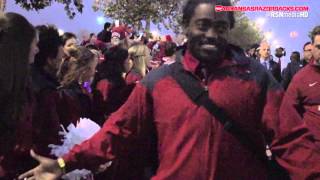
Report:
128,44,150,77
60,46,95,87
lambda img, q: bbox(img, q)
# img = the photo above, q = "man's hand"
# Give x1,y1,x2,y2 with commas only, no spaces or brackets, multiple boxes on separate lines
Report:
18,150,63,180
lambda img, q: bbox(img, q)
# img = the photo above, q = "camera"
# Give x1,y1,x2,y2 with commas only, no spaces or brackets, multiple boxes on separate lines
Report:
275,47,286,58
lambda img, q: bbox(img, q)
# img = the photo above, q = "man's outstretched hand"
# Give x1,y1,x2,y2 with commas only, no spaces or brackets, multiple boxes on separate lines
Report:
18,150,63,180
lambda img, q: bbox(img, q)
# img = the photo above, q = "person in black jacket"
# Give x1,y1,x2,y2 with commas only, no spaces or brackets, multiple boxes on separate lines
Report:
31,25,64,93
97,22,112,43
281,42,311,90
281,51,305,89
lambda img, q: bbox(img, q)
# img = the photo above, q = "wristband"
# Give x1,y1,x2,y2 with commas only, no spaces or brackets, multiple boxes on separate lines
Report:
57,157,66,174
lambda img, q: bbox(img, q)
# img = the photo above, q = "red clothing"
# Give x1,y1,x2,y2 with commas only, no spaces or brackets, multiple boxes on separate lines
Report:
63,50,283,179
32,90,62,157
0,86,36,179
33,83,93,156
94,79,134,123
273,64,320,179
94,39,107,50
147,41,157,50
125,70,143,85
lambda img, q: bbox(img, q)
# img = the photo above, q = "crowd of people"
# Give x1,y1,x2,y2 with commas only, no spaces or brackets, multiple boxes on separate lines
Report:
245,41,313,90
0,0,320,179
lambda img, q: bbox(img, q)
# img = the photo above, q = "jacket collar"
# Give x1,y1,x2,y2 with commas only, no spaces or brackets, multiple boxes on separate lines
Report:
182,48,250,74
309,58,320,67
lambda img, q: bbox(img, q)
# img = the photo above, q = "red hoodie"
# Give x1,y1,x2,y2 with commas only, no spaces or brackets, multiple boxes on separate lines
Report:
273,63,320,180
63,50,284,179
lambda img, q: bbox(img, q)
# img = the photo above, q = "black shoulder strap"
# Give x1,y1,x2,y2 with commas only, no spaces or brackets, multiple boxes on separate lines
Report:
169,61,269,163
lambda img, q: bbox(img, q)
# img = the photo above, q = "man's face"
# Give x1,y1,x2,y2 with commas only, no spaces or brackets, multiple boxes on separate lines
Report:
28,37,39,64
312,35,320,64
186,3,230,64
111,36,121,46
248,48,255,56
64,37,77,56
303,44,313,62
55,46,64,70
48,45,64,74
290,53,299,62
259,43,271,59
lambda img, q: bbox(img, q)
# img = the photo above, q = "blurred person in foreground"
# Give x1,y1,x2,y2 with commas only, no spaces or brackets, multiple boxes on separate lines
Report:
0,12,39,179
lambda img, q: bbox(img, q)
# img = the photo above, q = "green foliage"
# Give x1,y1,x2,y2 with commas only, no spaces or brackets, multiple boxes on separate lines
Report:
14,0,84,19
228,11,263,50
14,0,262,48
93,0,182,32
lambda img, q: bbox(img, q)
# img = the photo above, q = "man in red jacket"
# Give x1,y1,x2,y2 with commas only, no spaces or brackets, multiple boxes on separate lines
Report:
20,0,285,179
273,25,320,180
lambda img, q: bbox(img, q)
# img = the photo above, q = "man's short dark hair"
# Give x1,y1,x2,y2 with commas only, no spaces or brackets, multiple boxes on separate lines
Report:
86,44,99,51
303,42,311,50
34,25,63,69
61,32,77,46
164,42,177,56
311,26,320,43
250,43,259,50
104,22,111,30
182,0,235,29
290,51,300,61
291,51,300,56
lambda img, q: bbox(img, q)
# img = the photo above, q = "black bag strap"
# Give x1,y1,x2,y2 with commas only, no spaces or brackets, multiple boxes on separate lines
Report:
169,62,270,163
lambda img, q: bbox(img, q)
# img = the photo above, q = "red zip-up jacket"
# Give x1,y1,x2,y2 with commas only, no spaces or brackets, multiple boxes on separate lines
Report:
33,83,93,156
125,70,143,85
63,50,284,180
273,63,320,179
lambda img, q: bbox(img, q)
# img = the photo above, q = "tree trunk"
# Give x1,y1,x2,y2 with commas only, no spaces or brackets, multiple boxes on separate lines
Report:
145,18,151,32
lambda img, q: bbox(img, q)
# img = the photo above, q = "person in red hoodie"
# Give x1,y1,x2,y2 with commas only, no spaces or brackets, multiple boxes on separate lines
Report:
109,25,129,49
20,0,286,179
0,12,39,179
272,25,320,179
92,47,134,125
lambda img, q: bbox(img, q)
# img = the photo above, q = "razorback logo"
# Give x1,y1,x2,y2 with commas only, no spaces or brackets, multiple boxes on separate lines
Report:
215,5,223,12
112,32,121,39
